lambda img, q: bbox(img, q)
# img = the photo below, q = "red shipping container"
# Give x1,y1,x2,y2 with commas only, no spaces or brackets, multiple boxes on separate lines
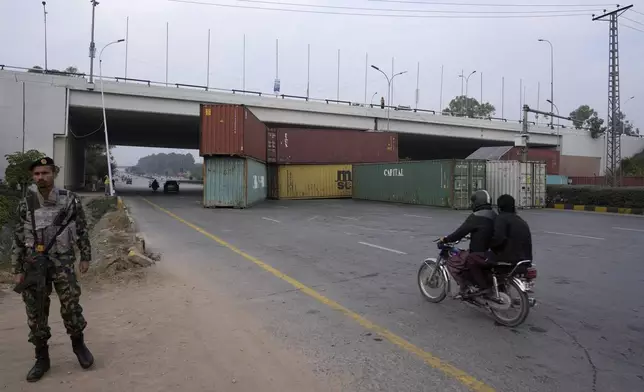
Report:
502,147,561,175
569,176,644,187
267,128,398,164
200,104,267,162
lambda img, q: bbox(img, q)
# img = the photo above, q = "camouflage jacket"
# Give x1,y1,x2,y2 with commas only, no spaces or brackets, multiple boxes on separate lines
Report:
10,185,92,274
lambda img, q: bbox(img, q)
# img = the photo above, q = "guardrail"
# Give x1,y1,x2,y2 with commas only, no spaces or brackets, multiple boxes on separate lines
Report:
1,63,570,129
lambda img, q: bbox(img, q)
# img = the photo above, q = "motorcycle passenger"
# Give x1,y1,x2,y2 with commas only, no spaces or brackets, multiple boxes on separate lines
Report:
490,194,533,264
440,190,497,298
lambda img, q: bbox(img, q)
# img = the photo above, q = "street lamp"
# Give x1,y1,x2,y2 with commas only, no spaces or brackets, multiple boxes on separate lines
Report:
99,38,125,197
622,96,636,135
538,38,554,129
458,70,476,116
371,65,407,131
370,91,378,106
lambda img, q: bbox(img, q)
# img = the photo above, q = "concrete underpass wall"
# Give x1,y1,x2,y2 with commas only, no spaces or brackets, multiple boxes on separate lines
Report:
0,77,68,185
560,133,644,176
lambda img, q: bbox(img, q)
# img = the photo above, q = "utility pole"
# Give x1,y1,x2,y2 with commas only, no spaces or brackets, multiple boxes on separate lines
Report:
42,2,48,71
521,105,571,162
593,5,633,187
89,0,99,84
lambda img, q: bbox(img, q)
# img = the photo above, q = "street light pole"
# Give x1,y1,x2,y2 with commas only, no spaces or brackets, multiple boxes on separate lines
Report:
370,91,378,106
99,39,125,197
89,0,99,84
538,38,554,129
42,2,48,71
459,70,476,116
371,65,407,131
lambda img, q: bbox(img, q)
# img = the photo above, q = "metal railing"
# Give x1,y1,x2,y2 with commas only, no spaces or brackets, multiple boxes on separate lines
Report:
1,63,562,128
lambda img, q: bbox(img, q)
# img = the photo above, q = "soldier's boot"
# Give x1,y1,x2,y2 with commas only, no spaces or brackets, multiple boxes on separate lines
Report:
71,333,94,369
26,344,50,382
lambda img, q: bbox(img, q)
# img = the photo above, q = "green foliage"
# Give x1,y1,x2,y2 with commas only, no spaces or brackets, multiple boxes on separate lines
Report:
4,150,46,194
569,105,596,129
443,96,496,118
622,148,644,176
133,153,197,177
547,185,644,209
0,194,19,228
84,144,116,179
86,197,118,227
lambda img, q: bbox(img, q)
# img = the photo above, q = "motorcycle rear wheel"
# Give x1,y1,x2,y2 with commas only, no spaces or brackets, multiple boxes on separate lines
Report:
417,260,447,303
490,280,530,327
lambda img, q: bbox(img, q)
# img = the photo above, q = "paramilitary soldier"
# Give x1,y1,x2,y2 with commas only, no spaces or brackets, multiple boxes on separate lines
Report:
11,157,94,382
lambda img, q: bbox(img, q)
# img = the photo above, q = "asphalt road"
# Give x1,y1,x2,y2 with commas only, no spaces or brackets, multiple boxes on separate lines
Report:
116,176,644,392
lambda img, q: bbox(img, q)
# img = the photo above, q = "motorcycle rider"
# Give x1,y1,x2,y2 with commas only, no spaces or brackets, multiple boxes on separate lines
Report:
151,179,159,191
440,190,497,298
490,194,533,264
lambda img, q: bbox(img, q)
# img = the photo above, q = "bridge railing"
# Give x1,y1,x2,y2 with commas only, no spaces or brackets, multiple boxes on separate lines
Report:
1,63,567,129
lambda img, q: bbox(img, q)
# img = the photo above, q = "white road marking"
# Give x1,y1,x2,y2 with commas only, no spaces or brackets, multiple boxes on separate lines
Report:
307,216,319,221
404,214,432,219
613,226,644,233
542,231,605,240
358,241,407,255
337,216,360,221
345,224,399,233
261,217,281,223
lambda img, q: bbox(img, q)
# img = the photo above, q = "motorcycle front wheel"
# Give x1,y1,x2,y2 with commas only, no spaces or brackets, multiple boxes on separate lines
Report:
417,260,448,303
490,280,530,327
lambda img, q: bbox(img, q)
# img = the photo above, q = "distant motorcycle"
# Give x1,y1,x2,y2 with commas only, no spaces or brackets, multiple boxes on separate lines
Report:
150,180,159,192
417,238,537,327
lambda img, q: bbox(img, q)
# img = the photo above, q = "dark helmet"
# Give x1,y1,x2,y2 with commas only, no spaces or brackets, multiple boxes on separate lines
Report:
497,194,516,213
470,190,492,211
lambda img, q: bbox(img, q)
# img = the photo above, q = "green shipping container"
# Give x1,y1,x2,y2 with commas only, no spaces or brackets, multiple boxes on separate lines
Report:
203,156,267,208
352,160,486,209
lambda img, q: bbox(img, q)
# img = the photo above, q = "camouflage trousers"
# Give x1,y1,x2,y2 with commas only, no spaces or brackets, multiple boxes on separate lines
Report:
21,264,87,346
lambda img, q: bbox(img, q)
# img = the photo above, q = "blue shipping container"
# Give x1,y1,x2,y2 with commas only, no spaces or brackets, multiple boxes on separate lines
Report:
203,156,267,208
546,175,569,185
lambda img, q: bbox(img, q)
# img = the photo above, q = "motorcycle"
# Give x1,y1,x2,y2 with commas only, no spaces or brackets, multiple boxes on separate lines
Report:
417,238,537,327
151,181,159,192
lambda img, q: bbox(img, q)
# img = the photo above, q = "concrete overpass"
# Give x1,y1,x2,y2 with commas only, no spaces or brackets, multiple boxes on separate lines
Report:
2,66,625,189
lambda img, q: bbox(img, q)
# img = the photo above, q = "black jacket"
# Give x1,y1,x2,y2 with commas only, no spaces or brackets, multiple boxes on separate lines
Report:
444,206,497,253
490,212,533,263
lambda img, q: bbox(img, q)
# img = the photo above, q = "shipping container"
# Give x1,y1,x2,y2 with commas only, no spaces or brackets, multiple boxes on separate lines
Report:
271,164,353,200
547,175,570,185
267,128,398,164
200,104,267,162
203,156,267,208
486,161,546,209
352,160,487,209
467,146,561,175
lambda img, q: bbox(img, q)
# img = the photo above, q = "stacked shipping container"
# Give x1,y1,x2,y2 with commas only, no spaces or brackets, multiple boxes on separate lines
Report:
201,104,269,208
352,160,487,209
266,128,399,200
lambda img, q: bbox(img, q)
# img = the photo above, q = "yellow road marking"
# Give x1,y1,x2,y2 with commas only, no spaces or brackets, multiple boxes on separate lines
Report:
141,197,495,392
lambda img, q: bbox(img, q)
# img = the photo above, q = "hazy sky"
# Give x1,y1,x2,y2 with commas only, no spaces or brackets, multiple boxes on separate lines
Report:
1,0,643,165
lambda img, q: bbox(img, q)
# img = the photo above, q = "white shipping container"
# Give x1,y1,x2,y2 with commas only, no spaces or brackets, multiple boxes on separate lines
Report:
485,161,547,209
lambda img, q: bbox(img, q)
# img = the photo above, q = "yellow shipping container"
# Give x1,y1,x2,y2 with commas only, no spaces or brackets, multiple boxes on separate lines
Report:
276,164,353,199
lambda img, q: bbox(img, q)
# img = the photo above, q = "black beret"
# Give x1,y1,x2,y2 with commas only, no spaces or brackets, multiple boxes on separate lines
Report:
29,157,55,171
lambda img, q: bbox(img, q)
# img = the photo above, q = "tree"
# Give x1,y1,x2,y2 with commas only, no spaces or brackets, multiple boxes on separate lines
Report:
4,150,46,195
569,105,596,129
443,96,496,118
587,115,606,139
616,111,640,136
28,65,44,73
133,153,196,176
84,144,116,180
64,66,79,74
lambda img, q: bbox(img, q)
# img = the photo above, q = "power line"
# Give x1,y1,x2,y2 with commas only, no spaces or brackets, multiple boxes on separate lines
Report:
237,0,604,14
623,23,644,33
631,9,644,16
369,0,614,7
623,16,644,27
169,0,593,18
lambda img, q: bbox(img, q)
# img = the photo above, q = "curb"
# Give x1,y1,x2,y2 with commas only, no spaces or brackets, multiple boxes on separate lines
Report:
117,196,147,252
548,203,644,215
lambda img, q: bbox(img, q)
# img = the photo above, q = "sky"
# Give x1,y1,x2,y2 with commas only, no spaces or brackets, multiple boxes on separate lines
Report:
1,0,643,166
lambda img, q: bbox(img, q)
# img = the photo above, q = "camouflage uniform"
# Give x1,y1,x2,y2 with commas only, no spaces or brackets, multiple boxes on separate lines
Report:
11,184,92,346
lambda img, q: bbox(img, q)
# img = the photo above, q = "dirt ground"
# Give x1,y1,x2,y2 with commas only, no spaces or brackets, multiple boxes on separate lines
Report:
0,266,330,392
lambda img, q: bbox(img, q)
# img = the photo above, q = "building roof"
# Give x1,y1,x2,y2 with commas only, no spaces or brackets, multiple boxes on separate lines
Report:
465,146,514,160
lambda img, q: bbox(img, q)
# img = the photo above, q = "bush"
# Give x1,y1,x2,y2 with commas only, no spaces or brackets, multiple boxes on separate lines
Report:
547,185,644,209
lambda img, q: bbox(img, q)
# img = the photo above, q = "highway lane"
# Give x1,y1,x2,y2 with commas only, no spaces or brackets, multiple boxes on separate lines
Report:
116,179,644,392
